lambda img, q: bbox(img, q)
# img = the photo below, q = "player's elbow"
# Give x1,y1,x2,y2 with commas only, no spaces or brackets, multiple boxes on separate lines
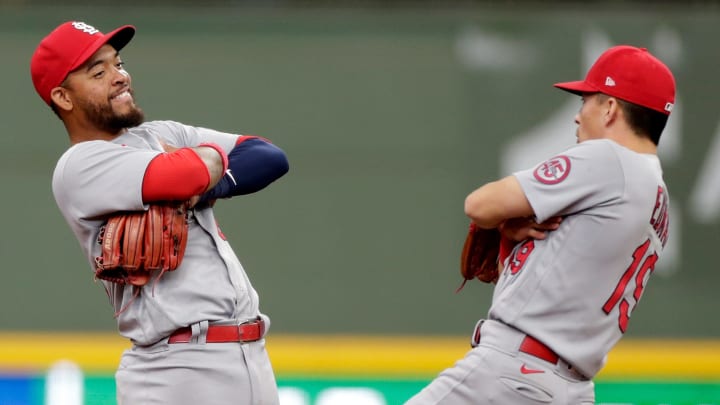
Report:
239,149,289,194
464,197,486,227
262,145,290,182
464,186,500,228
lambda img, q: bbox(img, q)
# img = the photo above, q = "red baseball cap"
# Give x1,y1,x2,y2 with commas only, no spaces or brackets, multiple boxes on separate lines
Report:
554,45,675,115
30,21,135,106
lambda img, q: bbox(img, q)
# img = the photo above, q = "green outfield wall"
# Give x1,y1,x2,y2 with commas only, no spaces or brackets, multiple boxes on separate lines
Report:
0,5,719,337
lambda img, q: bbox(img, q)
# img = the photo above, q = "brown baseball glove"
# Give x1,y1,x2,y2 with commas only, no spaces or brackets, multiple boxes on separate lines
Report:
459,222,502,288
94,203,189,286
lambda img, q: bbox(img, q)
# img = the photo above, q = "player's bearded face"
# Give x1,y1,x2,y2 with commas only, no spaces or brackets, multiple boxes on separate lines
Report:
77,87,144,132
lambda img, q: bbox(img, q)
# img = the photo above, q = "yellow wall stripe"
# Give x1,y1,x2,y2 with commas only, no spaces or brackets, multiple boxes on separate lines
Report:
0,333,718,380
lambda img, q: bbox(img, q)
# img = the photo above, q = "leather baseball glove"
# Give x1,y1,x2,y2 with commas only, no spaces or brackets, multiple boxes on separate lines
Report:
94,203,189,286
459,222,502,287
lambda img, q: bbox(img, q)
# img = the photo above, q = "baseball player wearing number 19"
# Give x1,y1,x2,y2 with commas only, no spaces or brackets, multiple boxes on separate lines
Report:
407,45,674,404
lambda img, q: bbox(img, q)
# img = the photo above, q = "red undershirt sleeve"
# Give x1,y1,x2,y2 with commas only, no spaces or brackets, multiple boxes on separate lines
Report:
142,148,211,202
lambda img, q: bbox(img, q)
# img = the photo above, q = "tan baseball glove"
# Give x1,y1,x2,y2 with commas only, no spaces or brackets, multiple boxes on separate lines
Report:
94,203,189,286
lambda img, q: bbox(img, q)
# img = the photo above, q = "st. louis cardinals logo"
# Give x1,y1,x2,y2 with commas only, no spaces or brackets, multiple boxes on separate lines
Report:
71,22,99,35
533,155,571,185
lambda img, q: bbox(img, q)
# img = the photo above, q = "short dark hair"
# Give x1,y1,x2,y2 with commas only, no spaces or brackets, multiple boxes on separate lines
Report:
614,97,669,145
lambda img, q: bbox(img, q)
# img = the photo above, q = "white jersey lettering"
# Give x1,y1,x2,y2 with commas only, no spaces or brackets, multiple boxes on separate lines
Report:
650,186,670,247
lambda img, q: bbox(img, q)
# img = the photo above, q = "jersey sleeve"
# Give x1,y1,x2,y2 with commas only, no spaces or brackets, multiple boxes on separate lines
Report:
513,140,625,223
143,120,240,153
52,140,160,219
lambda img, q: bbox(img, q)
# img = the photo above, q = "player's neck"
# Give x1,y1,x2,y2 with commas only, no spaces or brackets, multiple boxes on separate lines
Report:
607,130,657,155
64,119,124,145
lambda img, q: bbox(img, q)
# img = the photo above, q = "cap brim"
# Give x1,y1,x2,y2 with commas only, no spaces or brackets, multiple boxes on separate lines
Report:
106,25,135,53
69,25,136,72
553,80,598,96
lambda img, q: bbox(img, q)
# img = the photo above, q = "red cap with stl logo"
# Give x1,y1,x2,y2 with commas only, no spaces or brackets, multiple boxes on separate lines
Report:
30,21,135,106
554,45,676,115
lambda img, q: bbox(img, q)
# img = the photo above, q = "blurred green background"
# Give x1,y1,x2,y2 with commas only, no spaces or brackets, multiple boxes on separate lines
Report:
1,1,718,337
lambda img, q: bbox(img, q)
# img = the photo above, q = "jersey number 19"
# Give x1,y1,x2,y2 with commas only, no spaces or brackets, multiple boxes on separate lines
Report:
602,239,658,333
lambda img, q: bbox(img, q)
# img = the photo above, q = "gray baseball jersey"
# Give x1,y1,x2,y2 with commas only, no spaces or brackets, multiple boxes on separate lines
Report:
490,138,669,378
52,120,262,345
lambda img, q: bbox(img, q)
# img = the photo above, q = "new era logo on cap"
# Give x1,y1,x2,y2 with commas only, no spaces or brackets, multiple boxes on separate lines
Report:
553,45,676,115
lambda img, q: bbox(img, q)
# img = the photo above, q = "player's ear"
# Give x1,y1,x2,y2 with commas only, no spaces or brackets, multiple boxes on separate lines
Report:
50,87,73,112
604,97,620,126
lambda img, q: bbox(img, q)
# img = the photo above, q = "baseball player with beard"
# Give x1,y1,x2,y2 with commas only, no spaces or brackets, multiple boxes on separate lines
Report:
406,45,674,404
31,21,289,404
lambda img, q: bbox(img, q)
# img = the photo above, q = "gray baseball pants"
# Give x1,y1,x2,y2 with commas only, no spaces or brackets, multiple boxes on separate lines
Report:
116,321,279,405
405,320,595,404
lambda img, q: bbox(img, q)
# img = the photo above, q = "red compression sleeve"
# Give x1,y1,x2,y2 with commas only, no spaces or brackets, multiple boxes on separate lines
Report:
142,148,210,202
